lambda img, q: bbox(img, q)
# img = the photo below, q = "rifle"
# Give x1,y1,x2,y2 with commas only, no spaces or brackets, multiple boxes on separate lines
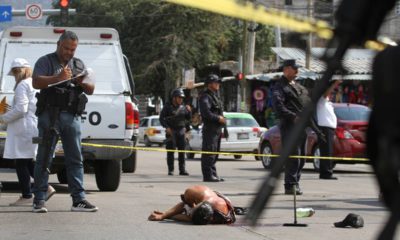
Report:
287,89,327,143
207,90,229,139
32,106,60,173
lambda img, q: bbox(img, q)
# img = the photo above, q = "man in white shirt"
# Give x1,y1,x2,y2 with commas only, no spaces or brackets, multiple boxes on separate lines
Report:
316,80,341,180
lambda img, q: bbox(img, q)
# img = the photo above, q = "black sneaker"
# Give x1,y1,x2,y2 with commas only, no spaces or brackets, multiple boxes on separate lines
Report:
71,200,98,212
179,171,189,176
32,200,48,213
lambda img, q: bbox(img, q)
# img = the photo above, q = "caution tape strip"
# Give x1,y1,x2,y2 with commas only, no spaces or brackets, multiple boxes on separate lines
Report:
0,131,369,161
81,142,370,162
166,0,333,39
165,0,388,51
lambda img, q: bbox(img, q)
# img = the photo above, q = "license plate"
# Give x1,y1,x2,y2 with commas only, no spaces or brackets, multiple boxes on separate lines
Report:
237,133,249,140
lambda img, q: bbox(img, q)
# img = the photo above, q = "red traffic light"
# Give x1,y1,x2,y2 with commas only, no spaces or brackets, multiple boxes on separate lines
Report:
236,72,244,81
60,0,70,8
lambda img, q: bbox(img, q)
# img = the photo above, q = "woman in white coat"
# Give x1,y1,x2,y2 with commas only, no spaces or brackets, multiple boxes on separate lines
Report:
0,58,55,206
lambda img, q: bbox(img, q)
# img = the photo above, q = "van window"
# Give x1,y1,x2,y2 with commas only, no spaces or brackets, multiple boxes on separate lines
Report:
1,42,128,94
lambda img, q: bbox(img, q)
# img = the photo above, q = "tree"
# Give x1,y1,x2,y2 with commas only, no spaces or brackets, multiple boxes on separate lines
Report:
48,0,275,101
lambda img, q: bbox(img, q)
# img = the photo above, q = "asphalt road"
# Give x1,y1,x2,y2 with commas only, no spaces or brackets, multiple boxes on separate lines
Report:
0,145,397,240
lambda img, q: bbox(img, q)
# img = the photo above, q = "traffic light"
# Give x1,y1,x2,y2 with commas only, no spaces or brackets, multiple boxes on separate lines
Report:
60,0,70,25
236,72,244,81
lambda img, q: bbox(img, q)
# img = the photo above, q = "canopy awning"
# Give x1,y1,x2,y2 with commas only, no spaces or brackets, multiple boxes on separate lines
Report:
271,47,377,80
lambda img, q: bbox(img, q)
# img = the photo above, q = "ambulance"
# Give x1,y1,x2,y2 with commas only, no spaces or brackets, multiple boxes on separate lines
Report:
0,26,139,191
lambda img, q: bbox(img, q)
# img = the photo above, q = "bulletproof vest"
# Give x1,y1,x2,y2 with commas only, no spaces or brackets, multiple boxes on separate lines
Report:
281,79,309,113
205,89,223,115
166,104,187,129
36,53,87,116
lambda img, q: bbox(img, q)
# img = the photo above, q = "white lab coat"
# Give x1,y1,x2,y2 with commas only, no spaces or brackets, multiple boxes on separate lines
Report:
0,78,38,159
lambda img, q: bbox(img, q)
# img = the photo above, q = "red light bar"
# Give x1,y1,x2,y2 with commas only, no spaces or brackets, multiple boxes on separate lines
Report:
10,32,22,37
53,29,65,34
100,33,112,39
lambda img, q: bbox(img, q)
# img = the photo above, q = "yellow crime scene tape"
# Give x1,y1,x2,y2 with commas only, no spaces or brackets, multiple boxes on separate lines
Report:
81,142,369,162
166,0,333,39
165,0,388,51
0,131,368,161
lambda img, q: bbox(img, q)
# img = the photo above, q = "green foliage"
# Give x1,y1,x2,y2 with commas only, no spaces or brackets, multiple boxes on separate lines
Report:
48,0,275,99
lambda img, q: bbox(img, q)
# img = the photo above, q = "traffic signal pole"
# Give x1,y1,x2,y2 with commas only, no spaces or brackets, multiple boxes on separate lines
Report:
11,9,76,17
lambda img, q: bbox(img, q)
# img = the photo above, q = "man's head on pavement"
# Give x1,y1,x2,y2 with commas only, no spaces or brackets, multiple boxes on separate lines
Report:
191,201,214,225
57,31,79,64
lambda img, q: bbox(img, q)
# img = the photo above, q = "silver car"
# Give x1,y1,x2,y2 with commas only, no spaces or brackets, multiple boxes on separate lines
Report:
186,112,267,160
138,115,165,147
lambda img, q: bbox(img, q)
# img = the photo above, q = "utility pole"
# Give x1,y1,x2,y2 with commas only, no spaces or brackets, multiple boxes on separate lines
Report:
306,0,313,69
274,0,282,67
240,21,249,112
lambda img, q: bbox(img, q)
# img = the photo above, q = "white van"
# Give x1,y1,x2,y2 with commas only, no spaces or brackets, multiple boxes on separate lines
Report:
0,26,139,191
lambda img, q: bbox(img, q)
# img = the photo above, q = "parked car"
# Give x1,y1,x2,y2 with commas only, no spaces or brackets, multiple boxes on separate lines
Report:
186,112,267,160
138,115,165,147
258,103,371,170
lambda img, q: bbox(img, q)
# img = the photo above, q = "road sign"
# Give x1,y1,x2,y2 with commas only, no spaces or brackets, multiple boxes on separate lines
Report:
26,4,42,20
0,5,12,22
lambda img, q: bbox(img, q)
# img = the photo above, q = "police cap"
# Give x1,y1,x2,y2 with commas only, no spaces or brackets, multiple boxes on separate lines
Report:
171,88,185,98
204,74,221,84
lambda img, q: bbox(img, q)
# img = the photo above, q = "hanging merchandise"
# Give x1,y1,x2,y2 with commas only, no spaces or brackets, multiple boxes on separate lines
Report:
253,88,266,112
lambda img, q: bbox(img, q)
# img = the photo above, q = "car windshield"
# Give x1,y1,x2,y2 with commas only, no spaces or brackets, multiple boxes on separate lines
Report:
334,107,371,121
226,117,259,127
151,118,161,126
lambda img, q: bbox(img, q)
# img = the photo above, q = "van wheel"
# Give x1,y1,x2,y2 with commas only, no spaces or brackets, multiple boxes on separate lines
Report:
122,150,137,173
234,155,242,160
144,136,152,147
57,168,68,184
95,160,121,191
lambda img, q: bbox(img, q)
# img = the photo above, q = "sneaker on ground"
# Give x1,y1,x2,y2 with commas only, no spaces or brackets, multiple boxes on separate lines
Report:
9,196,33,206
46,185,56,201
71,200,98,212
32,201,48,213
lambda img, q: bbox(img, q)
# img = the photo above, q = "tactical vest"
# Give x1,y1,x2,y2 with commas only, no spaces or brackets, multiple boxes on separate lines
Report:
205,89,223,115
166,104,187,129
36,53,88,116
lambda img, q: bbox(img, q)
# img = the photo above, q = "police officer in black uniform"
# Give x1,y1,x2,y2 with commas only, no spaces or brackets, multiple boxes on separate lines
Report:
272,59,308,195
199,74,226,182
160,88,192,176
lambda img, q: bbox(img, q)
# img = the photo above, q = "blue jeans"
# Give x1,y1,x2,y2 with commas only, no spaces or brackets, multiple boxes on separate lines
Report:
33,110,85,203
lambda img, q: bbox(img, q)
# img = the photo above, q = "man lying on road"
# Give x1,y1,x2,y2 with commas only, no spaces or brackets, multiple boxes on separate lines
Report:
148,185,237,225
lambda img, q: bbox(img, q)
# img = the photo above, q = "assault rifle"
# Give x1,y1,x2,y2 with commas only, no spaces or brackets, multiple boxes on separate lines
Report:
287,89,326,143
32,106,60,173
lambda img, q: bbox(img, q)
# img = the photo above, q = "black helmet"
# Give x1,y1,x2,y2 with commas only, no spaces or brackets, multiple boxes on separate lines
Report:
204,74,221,84
171,88,185,98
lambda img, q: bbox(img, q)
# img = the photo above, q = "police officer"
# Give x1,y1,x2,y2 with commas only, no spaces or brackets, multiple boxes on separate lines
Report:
199,74,226,182
160,88,192,176
32,31,97,213
272,59,308,195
